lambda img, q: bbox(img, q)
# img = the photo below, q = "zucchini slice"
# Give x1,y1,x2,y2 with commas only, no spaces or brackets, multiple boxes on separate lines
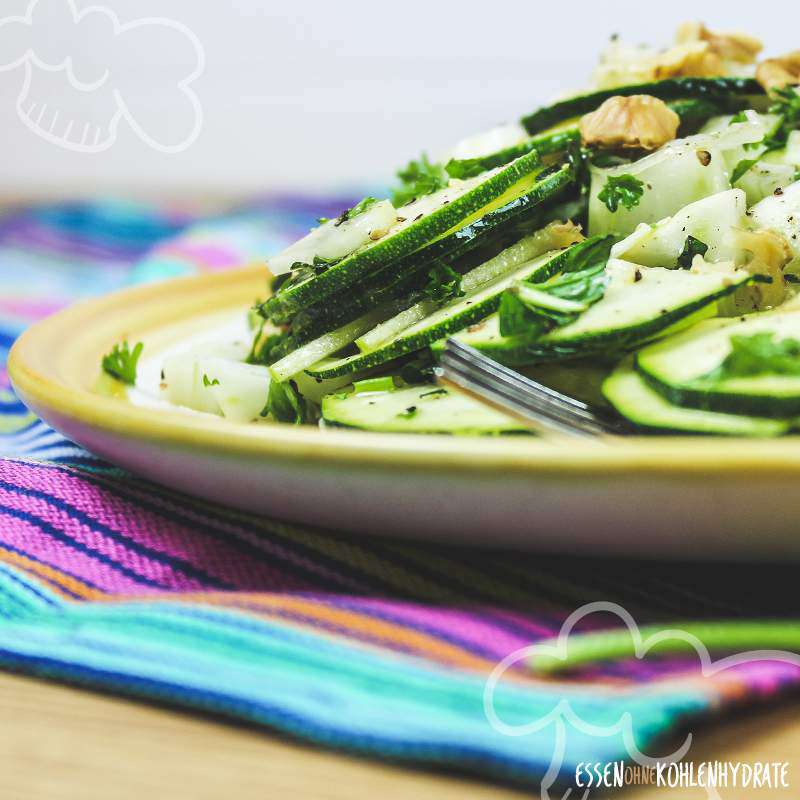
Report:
306,237,613,379
521,77,763,135
445,130,580,180
441,264,752,366
269,307,391,383
321,384,526,434
275,160,578,338
263,150,554,321
267,200,397,276
635,310,800,416
602,365,789,437
445,98,737,181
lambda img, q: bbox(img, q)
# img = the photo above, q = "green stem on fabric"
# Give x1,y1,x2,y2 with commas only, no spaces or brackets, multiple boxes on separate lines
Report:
528,621,800,674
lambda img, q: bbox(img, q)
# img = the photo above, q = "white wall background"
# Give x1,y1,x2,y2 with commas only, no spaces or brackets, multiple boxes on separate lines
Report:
0,0,795,199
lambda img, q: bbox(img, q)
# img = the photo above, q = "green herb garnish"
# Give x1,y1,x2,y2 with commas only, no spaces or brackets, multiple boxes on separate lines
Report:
419,388,447,398
499,263,608,337
336,196,379,226
392,154,449,207
597,174,645,213
101,341,143,385
422,262,465,305
730,156,761,185
202,374,220,387
731,89,800,181
765,87,800,149
261,379,306,424
711,332,800,380
677,235,709,269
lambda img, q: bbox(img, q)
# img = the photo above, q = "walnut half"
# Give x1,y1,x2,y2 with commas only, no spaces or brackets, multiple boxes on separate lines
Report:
756,51,800,92
580,95,680,151
676,22,762,65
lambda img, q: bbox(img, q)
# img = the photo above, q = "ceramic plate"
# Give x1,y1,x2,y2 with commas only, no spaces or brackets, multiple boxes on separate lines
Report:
9,266,800,559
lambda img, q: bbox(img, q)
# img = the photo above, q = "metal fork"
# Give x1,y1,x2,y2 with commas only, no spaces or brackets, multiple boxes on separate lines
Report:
435,339,630,438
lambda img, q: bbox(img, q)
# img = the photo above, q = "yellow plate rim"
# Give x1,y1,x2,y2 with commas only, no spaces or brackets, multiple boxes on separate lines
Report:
9,265,800,478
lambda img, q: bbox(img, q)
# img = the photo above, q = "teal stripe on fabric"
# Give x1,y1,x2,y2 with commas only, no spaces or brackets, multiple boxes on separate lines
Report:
0,564,709,787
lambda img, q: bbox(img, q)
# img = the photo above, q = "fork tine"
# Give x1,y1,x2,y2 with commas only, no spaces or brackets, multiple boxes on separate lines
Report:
436,339,627,437
444,339,593,413
437,361,608,437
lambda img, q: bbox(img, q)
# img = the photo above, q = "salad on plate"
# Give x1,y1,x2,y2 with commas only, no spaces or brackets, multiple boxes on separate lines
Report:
113,23,800,436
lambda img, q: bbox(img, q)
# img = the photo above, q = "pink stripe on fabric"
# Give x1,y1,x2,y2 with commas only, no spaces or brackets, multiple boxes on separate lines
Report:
0,487,207,591
1,462,368,594
0,513,152,594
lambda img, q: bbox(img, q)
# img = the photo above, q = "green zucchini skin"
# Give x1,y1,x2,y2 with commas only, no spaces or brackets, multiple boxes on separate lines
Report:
445,98,741,181
521,77,764,135
274,161,579,340
263,149,552,323
636,368,800,418
305,236,614,380
321,383,528,434
440,276,750,366
634,313,800,417
445,130,580,180
602,366,789,437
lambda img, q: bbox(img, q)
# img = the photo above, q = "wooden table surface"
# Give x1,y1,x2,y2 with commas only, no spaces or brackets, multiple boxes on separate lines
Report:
1,671,798,799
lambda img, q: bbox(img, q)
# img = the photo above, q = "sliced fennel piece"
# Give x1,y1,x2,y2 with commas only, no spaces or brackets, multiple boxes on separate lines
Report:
611,189,748,267
354,224,580,353
202,358,271,423
749,180,800,271
736,162,798,206
700,112,793,205
267,199,397,275
588,118,765,237
269,306,390,382
162,353,270,422
161,341,252,415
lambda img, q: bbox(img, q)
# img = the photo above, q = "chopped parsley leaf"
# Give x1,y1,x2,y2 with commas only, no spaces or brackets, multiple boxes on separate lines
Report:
336,196,379,226
392,154,449,207
261,379,306,424
101,341,143,385
423,263,464,304
677,235,709,269
499,262,608,337
711,332,800,380
597,174,645,213
202,374,220,387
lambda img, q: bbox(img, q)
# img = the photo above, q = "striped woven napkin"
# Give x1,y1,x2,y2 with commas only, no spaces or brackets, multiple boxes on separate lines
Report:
1,197,799,792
